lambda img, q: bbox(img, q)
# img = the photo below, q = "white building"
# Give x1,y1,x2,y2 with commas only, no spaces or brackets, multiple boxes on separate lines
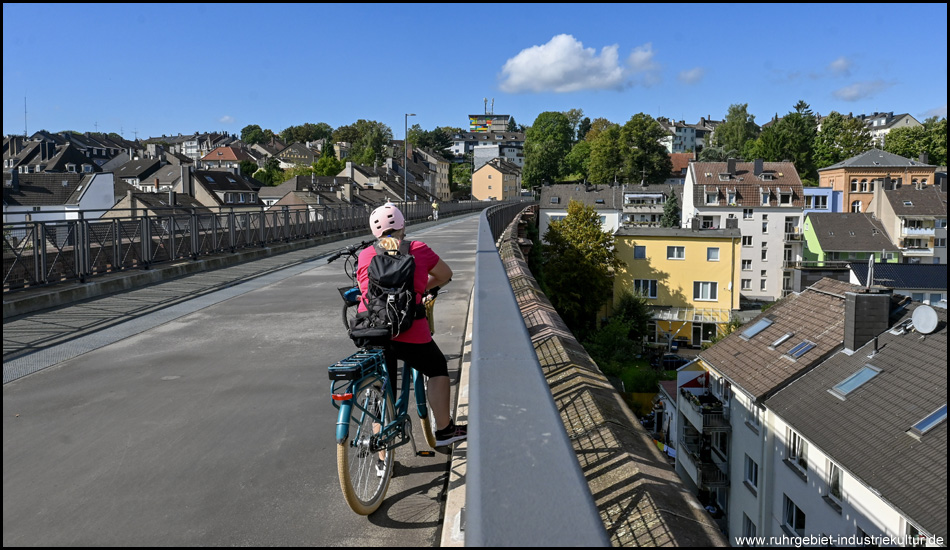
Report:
684,159,805,301
537,184,621,241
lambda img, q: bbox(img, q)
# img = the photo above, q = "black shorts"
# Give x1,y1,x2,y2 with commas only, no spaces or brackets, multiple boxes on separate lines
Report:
384,339,449,388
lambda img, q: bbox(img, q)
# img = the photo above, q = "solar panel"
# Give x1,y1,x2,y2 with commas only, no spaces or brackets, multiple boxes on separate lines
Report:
787,341,816,359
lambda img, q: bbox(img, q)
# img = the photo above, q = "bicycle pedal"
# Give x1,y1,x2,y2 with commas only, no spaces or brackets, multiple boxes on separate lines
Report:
416,450,436,457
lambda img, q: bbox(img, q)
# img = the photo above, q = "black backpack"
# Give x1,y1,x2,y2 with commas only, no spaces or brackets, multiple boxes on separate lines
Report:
349,240,424,347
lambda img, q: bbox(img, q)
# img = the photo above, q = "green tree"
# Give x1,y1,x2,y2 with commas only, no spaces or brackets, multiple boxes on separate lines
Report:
523,111,573,187
577,117,592,142
587,124,622,185
239,159,259,178
241,124,266,145
885,117,947,166
542,200,621,337
507,117,518,132
563,108,585,142
661,189,681,227
254,157,285,186
280,122,333,144
613,289,652,344
814,111,873,169
711,103,759,157
619,113,673,185
697,145,739,162
333,120,393,167
313,154,344,177
584,117,616,143
563,140,592,182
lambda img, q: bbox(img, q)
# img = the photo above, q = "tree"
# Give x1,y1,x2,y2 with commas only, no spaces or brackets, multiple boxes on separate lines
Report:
507,117,518,132
332,120,393,167
280,122,333,144
584,117,616,143
711,103,759,157
241,124,266,145
313,153,344,177
563,108,585,142
697,145,738,162
563,140,592,182
523,111,573,187
239,159,259,178
885,117,947,166
661,189,681,227
619,113,673,185
577,117,592,142
587,124,622,185
542,200,622,337
814,111,873,169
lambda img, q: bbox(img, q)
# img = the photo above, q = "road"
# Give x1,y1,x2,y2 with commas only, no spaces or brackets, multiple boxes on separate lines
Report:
2,215,478,546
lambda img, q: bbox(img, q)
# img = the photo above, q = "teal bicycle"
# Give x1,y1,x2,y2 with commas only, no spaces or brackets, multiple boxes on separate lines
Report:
326,241,441,515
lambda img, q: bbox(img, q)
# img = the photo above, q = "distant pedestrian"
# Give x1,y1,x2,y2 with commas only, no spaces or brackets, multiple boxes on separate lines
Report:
431,200,439,221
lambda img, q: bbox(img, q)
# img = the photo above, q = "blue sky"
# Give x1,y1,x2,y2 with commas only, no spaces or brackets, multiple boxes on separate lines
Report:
3,3,947,141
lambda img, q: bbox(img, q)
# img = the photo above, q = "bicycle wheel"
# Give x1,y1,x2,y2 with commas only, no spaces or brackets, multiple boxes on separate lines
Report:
342,303,357,332
419,414,438,449
337,382,394,515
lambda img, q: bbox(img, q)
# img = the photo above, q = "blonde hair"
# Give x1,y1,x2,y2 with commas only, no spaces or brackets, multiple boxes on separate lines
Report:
378,236,400,251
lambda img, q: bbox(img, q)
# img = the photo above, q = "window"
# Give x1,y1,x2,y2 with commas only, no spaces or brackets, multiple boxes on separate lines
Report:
783,495,806,536
787,341,816,359
829,462,843,501
788,429,808,473
761,191,770,206
706,191,719,204
707,247,720,261
851,200,862,213
633,279,658,299
760,279,767,291
935,238,946,248
831,365,881,399
812,195,828,209
742,514,757,541
667,246,685,260
742,279,752,290
910,404,947,437
930,293,943,303
693,281,718,301
743,208,754,219
761,249,768,261
742,236,753,247
633,245,647,259
550,196,560,204
780,192,793,205
744,454,759,490
742,260,752,270
741,317,773,339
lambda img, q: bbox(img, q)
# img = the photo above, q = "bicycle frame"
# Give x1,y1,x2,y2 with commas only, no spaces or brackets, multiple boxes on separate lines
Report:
330,350,429,449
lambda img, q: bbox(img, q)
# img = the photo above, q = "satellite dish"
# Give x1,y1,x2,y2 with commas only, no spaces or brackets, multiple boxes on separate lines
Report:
912,305,939,335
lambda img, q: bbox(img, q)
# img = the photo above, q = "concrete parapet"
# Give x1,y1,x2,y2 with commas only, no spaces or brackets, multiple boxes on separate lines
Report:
497,212,728,547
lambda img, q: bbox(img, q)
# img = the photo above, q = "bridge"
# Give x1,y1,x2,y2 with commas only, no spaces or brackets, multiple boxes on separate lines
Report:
3,204,726,546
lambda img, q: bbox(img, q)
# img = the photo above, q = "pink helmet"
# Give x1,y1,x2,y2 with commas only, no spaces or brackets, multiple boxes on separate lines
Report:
369,203,405,238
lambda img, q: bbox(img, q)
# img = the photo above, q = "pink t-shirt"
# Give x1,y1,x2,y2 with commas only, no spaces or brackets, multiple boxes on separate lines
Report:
356,240,440,344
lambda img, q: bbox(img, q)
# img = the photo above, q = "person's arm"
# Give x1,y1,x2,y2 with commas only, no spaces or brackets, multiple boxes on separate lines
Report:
426,258,452,291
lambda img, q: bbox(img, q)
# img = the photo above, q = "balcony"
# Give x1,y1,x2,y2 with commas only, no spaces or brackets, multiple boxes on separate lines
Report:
784,227,802,242
784,260,851,269
901,226,935,237
679,433,729,489
901,246,934,256
679,388,731,433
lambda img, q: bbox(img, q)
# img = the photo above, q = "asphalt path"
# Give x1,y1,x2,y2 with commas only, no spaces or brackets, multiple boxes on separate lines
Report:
2,214,478,546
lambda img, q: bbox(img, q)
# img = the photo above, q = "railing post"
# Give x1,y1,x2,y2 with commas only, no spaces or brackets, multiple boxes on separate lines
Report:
35,222,47,285
140,215,152,269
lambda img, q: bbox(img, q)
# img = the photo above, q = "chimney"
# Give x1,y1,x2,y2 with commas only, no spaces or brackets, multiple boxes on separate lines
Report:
690,217,701,230
919,152,929,165
726,158,736,175
155,178,160,192
753,158,764,177
844,290,892,353
7,169,18,192
343,180,353,202
180,166,193,196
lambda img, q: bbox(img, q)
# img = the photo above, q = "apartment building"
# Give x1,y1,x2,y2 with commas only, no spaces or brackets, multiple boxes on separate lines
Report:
472,158,521,201
538,184,622,240
870,183,948,264
684,159,805,301
817,149,935,214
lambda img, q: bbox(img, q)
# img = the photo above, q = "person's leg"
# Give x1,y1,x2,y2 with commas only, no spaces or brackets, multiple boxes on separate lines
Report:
388,340,455,430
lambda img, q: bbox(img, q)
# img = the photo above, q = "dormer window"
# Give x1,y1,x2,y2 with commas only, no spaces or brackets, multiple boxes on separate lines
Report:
761,190,770,206
760,173,774,181
550,196,560,204
718,173,731,181
706,190,719,204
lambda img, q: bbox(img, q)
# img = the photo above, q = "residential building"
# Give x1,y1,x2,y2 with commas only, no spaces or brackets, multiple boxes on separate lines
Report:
201,146,255,171
468,113,510,133
692,116,721,153
3,171,116,223
113,157,162,189
335,161,434,203
674,278,947,545
620,183,680,227
415,147,451,201
801,212,899,266
817,149,936,214
449,131,524,160
472,158,521,202
852,112,922,148
870,182,948,264
657,118,697,153
802,187,841,214
614,224,741,349
4,141,99,175
273,142,317,169
684,159,805,301
765,301,945,546
176,169,262,211
108,189,211,219
538,184,622,239
850,262,947,307
472,143,525,171
664,153,693,185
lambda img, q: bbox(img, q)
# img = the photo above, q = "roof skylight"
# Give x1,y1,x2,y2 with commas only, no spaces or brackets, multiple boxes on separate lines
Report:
787,341,816,359
910,404,947,437
740,318,773,340
829,365,880,399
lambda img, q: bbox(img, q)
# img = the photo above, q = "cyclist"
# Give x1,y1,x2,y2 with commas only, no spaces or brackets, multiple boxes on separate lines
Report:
357,203,467,446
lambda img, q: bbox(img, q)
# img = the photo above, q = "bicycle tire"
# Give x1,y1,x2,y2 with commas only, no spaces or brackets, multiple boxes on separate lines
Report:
342,303,357,332
337,382,394,515
419,414,437,449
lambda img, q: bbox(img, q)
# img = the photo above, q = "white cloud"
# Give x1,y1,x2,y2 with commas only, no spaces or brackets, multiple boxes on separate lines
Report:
828,56,852,76
218,115,235,124
832,80,892,101
922,104,948,119
498,34,627,93
678,67,705,84
627,42,661,87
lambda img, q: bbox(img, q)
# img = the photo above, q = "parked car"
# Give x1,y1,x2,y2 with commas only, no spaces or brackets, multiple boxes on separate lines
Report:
651,353,692,370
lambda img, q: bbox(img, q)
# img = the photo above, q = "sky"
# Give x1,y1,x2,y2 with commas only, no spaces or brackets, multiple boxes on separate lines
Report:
3,3,947,141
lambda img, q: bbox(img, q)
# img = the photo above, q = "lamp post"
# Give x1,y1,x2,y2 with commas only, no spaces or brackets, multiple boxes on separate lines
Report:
404,113,416,203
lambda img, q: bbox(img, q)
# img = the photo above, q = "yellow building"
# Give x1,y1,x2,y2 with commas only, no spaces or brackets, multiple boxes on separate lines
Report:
614,226,741,349
472,158,521,201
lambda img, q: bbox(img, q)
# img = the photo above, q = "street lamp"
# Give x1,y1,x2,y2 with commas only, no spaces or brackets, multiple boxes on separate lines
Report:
404,113,416,202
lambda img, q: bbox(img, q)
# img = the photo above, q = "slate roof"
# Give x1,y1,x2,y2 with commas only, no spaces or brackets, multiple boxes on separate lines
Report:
820,148,934,171
689,161,804,208
3,172,87,206
883,185,948,218
767,303,947,540
808,212,898,252
540,183,621,210
699,278,872,400
113,157,161,180
477,158,521,176
126,191,211,215
615,226,740,239
850,263,948,291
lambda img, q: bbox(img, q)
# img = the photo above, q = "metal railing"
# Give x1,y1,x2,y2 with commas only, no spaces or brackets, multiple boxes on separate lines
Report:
3,200,490,293
467,203,609,546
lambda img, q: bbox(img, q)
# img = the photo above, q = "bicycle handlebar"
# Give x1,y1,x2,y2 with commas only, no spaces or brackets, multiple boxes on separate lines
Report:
327,239,375,264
